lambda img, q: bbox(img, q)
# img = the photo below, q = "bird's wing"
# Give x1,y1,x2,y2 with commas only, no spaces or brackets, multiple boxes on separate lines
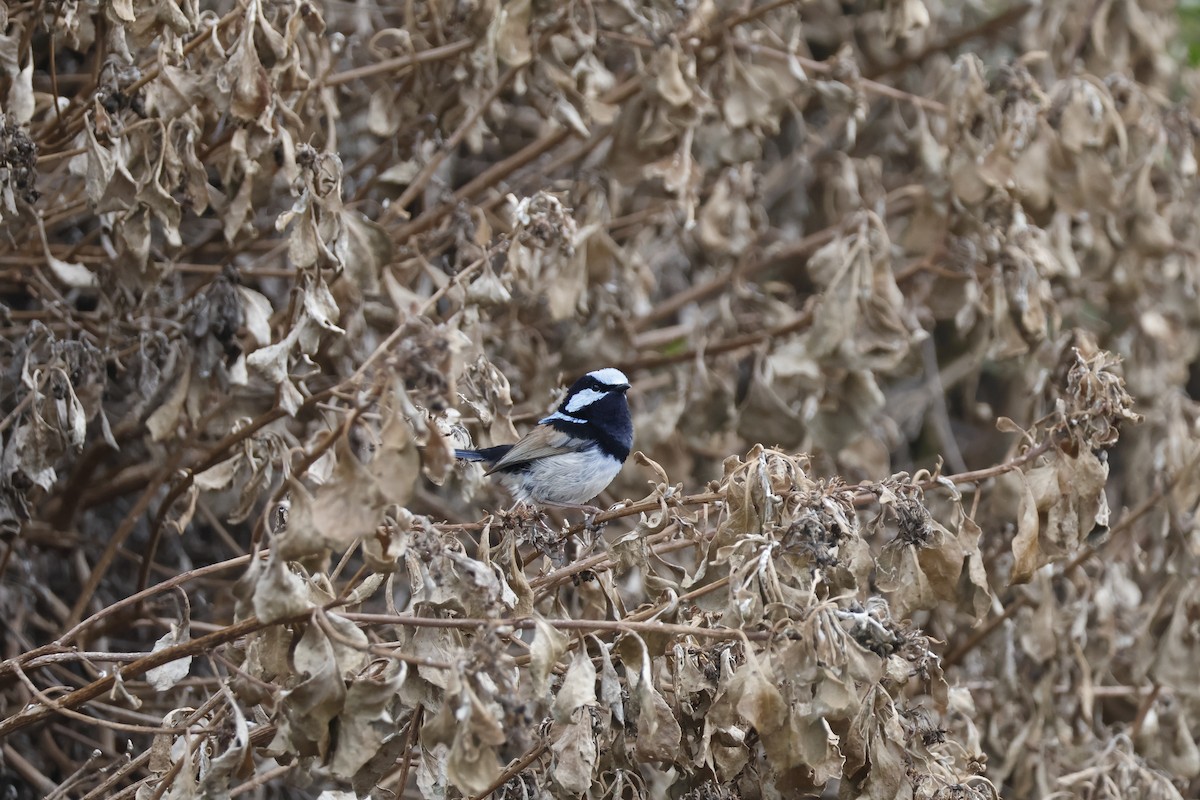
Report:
484,425,584,475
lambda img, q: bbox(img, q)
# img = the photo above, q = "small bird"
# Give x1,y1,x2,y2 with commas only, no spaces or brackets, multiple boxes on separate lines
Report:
455,368,633,508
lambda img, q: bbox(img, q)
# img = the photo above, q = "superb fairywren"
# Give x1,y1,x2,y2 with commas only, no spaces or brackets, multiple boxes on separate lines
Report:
455,368,633,508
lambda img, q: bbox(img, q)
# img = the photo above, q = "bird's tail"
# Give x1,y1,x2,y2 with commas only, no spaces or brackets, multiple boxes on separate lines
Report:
455,444,512,463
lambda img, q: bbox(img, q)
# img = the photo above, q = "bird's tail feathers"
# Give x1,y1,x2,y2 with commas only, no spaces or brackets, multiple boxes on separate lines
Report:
455,444,513,463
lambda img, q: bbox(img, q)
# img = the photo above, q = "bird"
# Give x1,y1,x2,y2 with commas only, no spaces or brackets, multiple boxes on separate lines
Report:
455,368,633,508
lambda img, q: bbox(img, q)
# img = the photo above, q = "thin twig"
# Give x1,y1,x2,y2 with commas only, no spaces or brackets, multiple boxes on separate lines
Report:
866,3,1034,79
469,740,549,800
0,614,287,738
51,554,254,650
322,39,476,87
922,336,968,475
633,187,918,330
341,612,774,641
383,65,521,223
392,705,423,797
628,305,814,372
315,608,454,669
1,743,57,796
11,662,193,736
65,460,177,630
0,385,37,435
229,764,295,797
944,477,1172,667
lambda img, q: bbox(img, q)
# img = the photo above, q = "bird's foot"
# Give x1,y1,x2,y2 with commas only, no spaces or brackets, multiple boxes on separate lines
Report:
585,500,632,531
533,500,606,532
583,508,608,533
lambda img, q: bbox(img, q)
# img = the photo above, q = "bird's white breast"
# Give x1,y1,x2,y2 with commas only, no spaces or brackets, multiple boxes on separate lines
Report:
497,448,623,505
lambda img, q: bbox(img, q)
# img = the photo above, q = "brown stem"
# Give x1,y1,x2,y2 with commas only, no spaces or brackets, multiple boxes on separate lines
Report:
322,39,476,87
866,3,1035,79
469,740,549,800
65,459,178,631
384,65,521,222
0,614,296,739
633,188,918,331
342,612,774,641
391,705,423,798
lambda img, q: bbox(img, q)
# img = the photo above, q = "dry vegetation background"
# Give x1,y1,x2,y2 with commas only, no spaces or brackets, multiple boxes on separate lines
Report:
4,0,1200,797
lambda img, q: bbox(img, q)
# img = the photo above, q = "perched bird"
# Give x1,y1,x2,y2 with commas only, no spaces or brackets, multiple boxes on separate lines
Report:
455,368,633,508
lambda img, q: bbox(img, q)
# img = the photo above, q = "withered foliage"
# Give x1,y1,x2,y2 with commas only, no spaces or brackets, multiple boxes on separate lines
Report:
0,1,1198,798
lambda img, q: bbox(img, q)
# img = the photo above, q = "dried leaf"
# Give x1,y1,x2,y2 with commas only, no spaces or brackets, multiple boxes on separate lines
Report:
531,616,569,698
1010,468,1042,586
145,623,192,691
